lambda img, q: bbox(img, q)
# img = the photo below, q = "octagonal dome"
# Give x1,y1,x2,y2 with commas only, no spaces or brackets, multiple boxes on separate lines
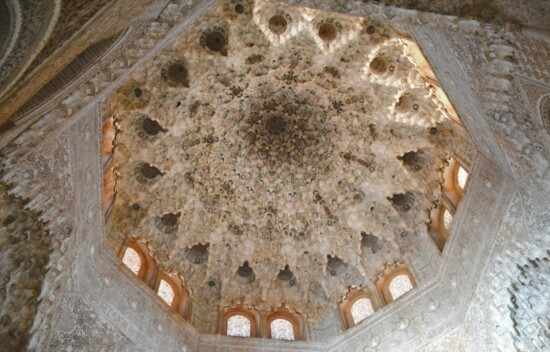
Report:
102,0,473,336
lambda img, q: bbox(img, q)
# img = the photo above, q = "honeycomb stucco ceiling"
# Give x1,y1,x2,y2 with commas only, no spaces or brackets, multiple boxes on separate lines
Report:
103,0,473,328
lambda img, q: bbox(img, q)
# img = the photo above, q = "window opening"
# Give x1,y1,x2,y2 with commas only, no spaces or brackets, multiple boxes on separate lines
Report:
443,209,453,230
227,315,251,337
389,274,413,300
157,279,175,306
270,318,295,340
122,247,141,275
457,166,468,189
350,298,374,325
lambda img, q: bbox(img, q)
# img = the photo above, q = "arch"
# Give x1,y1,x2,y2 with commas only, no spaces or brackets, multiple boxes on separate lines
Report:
157,278,175,306
442,208,454,231
270,318,294,340
120,241,157,286
350,298,374,325
457,165,469,191
155,272,191,317
442,157,470,207
122,246,142,276
227,315,252,337
429,157,470,251
223,304,259,338
428,201,454,251
339,288,377,329
266,306,303,340
377,266,416,304
389,275,414,300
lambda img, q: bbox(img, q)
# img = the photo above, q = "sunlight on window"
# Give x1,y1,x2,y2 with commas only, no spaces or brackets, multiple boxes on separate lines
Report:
227,315,251,337
443,209,453,230
350,298,374,325
270,318,295,340
457,166,468,189
122,247,141,275
389,275,413,300
157,279,175,306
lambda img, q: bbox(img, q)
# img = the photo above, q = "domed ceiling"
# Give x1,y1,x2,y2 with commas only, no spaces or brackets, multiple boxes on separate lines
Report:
103,0,473,332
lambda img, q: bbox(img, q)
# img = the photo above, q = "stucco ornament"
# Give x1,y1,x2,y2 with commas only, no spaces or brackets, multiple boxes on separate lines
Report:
103,0,471,328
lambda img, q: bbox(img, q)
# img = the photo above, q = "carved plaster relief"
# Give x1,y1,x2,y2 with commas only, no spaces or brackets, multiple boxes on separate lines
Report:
0,1,546,351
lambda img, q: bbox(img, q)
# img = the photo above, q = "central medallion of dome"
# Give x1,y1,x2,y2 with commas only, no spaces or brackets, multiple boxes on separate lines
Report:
241,85,334,169
266,115,285,135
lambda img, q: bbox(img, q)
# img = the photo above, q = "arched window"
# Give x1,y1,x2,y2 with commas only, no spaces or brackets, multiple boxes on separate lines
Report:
270,318,295,340
442,157,470,206
457,166,469,190
266,305,303,340
157,279,175,306
389,275,414,300
120,241,158,286
154,272,190,317
339,288,378,329
227,315,251,337
443,208,454,230
378,266,416,304
429,157,470,251
122,247,141,275
223,305,259,338
120,242,190,319
350,297,374,325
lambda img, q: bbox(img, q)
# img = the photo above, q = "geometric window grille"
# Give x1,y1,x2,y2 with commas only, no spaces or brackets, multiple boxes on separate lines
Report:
457,166,469,189
270,318,295,340
122,247,141,275
350,298,374,325
227,315,251,337
157,279,175,306
389,274,413,300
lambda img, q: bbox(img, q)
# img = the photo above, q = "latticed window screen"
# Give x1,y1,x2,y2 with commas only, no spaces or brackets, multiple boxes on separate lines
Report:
122,247,141,275
389,274,413,300
270,318,294,340
350,298,374,324
227,315,251,337
157,279,175,306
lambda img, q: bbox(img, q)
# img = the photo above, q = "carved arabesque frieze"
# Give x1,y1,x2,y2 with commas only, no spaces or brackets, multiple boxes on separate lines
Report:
48,295,135,352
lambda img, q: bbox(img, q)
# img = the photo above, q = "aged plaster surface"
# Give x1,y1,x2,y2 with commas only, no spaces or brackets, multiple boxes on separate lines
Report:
0,0,548,351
